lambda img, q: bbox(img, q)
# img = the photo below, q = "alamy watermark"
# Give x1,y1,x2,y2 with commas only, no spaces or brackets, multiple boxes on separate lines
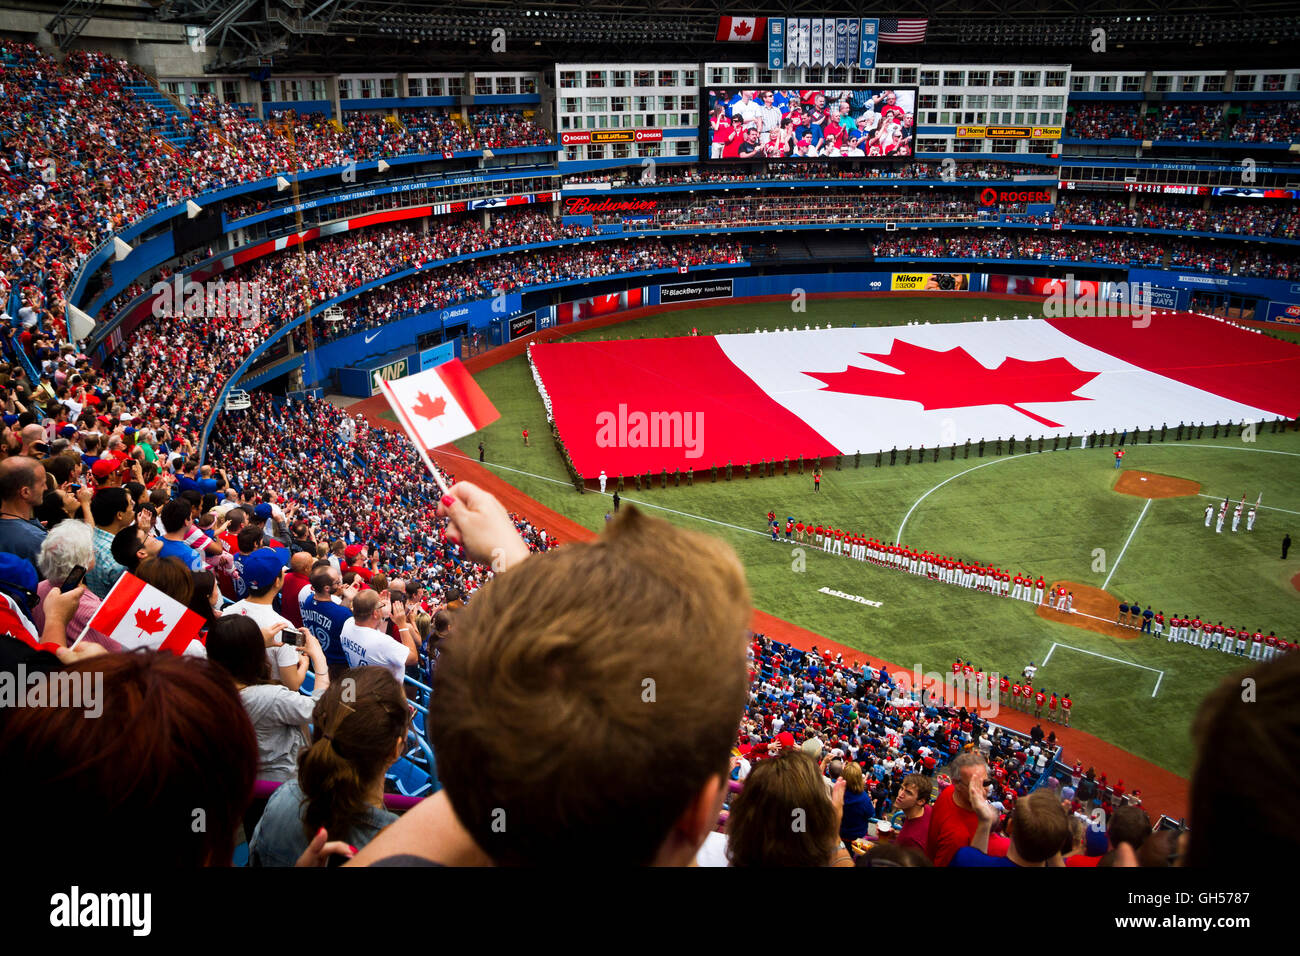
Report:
594,404,704,459
0,664,102,717
151,275,263,328
894,665,1000,718
1043,274,1154,328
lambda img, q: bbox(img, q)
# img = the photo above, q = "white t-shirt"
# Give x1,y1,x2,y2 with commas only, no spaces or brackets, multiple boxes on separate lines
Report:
340,618,409,682
224,599,299,679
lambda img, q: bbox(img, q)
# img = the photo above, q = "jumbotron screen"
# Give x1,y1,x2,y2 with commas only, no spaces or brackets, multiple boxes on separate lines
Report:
703,87,917,160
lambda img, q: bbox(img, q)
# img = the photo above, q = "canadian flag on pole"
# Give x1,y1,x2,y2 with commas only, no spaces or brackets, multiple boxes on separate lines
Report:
379,359,500,473
716,15,767,41
82,572,206,655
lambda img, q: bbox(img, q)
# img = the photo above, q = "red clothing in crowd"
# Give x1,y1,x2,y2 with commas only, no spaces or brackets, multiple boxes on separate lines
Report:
927,784,980,867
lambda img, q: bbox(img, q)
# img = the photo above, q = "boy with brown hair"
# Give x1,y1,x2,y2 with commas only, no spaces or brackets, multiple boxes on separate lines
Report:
353,482,753,866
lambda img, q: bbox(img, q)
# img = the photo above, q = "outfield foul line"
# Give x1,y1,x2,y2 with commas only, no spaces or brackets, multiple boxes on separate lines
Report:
1101,498,1151,592
1041,641,1165,698
436,448,776,539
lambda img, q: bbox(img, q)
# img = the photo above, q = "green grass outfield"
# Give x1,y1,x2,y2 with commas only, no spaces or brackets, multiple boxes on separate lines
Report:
408,296,1300,777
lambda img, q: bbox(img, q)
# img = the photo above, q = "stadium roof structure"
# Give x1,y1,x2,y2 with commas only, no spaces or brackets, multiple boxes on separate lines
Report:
142,0,1300,72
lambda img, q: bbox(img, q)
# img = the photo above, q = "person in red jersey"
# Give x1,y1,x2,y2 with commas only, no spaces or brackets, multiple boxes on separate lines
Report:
1153,610,1165,639
1010,681,1022,710
1060,693,1072,726
999,674,1010,705
1034,576,1046,604
1034,688,1046,718
1249,629,1265,661
927,752,1005,866
1191,615,1205,648
952,658,962,675
1048,692,1059,721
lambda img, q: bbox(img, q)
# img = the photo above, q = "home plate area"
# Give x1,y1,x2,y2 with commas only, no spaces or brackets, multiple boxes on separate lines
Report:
529,313,1300,478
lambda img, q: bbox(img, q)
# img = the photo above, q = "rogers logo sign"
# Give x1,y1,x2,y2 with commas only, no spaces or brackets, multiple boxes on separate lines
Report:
563,197,659,215
980,188,1052,206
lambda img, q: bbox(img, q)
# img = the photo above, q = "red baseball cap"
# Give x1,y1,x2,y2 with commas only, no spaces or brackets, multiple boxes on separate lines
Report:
91,459,125,479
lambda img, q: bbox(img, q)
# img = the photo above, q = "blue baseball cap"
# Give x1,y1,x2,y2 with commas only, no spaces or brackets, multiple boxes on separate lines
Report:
253,502,274,520
2,414,17,426
58,425,78,439
241,548,285,590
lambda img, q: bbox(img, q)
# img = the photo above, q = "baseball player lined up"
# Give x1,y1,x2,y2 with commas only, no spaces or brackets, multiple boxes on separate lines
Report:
773,516,1046,601
1149,613,1291,660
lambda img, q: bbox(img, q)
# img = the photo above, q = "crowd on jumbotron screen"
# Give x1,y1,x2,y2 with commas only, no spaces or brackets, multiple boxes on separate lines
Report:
710,88,917,158
0,31,1296,870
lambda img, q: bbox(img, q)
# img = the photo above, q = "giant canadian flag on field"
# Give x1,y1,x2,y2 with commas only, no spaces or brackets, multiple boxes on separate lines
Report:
716,15,767,41
82,572,206,655
529,313,1300,478
379,359,500,471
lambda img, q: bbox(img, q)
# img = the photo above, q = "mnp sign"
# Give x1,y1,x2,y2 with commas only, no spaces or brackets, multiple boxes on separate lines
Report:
370,357,410,394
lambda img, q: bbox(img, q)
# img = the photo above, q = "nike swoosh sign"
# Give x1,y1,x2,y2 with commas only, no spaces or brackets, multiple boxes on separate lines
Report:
364,330,381,343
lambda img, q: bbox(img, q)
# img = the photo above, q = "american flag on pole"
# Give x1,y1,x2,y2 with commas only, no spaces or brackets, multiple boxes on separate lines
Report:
879,17,929,43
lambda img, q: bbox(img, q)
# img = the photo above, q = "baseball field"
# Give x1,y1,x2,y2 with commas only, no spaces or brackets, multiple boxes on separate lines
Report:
385,296,1300,779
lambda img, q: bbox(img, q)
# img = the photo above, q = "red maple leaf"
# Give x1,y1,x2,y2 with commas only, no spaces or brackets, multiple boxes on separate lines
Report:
412,392,447,421
134,606,166,638
804,341,1100,428
734,20,752,36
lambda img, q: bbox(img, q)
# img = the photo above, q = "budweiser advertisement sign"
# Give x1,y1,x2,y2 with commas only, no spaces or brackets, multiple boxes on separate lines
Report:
560,129,665,145
563,196,660,215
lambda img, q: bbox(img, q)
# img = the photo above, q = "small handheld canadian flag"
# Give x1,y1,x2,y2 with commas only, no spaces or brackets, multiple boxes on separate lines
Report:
379,358,501,492
77,571,206,655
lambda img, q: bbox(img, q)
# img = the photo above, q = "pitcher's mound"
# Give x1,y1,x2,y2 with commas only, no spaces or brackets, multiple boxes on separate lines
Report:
1115,470,1200,499
1037,581,1144,641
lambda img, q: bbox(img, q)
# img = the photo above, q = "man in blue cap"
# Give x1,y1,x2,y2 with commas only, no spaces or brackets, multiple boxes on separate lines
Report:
250,501,289,551
223,547,305,691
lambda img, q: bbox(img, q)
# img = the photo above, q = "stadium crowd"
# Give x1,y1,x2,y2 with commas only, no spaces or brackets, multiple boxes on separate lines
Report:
3,37,1299,874
1065,104,1146,140
1057,195,1300,239
564,160,1054,188
99,213,600,322
283,236,744,345
871,231,1300,277
0,37,555,339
